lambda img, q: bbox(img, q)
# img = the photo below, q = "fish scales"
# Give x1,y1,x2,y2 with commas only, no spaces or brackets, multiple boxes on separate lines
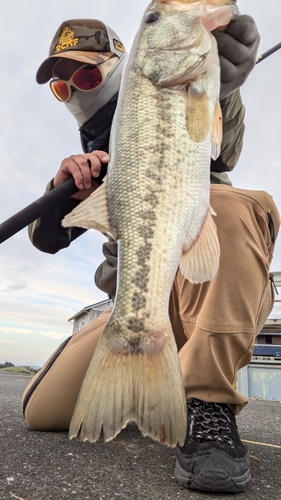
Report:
109,81,210,327
62,0,238,447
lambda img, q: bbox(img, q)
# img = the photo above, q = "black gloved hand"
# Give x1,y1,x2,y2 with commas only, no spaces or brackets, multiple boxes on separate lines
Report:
213,15,260,99
95,240,118,300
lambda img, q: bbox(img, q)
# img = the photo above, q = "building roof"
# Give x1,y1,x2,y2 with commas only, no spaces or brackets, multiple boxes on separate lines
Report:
260,331,281,336
261,318,281,333
68,299,112,322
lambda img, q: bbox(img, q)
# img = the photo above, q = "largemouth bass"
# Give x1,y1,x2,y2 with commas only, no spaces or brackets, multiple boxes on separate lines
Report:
62,0,238,447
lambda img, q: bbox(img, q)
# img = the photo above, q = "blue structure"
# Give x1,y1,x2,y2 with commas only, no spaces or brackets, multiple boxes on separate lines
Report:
253,345,281,357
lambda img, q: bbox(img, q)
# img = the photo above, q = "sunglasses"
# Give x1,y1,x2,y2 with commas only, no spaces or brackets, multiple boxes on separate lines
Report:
50,58,118,102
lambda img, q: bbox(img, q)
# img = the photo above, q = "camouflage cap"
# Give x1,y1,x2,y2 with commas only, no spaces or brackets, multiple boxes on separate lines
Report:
36,19,125,84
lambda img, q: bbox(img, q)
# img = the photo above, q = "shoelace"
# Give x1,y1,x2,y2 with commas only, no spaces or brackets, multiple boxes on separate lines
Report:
187,399,234,447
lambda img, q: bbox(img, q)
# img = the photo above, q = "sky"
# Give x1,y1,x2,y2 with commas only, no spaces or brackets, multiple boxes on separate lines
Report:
0,0,281,366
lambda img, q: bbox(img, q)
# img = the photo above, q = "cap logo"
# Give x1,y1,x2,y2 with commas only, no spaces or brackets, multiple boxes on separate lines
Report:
55,25,79,53
113,39,125,53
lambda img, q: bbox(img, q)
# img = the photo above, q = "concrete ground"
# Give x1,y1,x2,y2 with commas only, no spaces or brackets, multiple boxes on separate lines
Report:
0,370,280,500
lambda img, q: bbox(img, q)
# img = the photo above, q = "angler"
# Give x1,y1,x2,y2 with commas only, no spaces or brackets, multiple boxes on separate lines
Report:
21,3,280,495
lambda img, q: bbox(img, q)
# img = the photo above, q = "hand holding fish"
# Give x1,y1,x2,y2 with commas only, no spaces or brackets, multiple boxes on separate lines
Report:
53,150,109,200
213,15,260,99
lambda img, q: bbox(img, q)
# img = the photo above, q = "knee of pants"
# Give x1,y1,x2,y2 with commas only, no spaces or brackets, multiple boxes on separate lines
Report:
22,308,112,430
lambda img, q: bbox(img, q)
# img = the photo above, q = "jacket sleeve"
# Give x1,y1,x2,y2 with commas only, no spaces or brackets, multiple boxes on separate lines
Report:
28,180,87,254
94,239,118,300
211,89,245,173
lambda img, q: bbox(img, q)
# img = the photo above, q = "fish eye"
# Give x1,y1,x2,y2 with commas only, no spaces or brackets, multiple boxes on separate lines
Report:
144,11,160,24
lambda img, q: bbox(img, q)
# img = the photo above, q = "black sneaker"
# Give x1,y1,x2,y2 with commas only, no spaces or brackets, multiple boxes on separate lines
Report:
174,398,251,493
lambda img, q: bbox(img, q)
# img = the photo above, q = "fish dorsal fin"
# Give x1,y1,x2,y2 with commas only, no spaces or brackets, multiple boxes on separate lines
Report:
180,207,220,284
186,83,210,142
211,99,223,160
62,175,118,240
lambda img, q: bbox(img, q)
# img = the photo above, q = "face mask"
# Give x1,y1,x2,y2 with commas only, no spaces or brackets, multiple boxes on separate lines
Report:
65,52,128,126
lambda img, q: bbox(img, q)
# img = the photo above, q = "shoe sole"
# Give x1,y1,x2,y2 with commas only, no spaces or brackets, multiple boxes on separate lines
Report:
175,460,251,493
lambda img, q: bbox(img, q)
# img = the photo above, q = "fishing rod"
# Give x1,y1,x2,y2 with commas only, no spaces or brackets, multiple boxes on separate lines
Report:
0,160,107,244
256,42,281,64
0,42,280,245
0,178,79,244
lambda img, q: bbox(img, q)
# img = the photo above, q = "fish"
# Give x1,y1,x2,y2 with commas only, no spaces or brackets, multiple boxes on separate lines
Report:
62,0,238,447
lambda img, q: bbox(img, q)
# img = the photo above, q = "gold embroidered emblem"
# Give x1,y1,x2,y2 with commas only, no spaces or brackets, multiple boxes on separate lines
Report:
113,39,125,53
55,26,79,53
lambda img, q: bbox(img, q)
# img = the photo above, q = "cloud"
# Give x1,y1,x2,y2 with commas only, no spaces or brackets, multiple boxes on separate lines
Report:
0,327,69,340
0,328,32,336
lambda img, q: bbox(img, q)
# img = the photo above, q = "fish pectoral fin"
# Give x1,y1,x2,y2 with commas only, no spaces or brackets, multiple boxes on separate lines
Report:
211,99,222,160
180,207,220,284
69,322,187,448
62,175,118,240
186,84,210,143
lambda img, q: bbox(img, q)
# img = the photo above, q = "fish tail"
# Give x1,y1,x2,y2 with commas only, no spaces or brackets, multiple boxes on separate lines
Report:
69,322,187,447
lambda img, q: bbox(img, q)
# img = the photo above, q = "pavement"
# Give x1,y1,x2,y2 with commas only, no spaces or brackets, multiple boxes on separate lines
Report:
0,370,280,500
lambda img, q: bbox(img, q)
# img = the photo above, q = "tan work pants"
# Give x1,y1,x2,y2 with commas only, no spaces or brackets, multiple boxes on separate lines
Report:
23,185,280,430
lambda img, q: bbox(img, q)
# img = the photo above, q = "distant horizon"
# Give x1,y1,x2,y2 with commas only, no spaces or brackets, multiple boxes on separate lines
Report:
1,363,42,368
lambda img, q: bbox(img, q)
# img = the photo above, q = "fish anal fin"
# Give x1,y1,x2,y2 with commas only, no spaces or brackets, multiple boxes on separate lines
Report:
180,207,220,284
69,322,187,448
62,175,117,240
211,99,222,160
186,84,210,142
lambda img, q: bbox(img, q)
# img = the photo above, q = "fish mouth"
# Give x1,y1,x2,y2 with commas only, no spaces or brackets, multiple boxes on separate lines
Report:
154,0,204,10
